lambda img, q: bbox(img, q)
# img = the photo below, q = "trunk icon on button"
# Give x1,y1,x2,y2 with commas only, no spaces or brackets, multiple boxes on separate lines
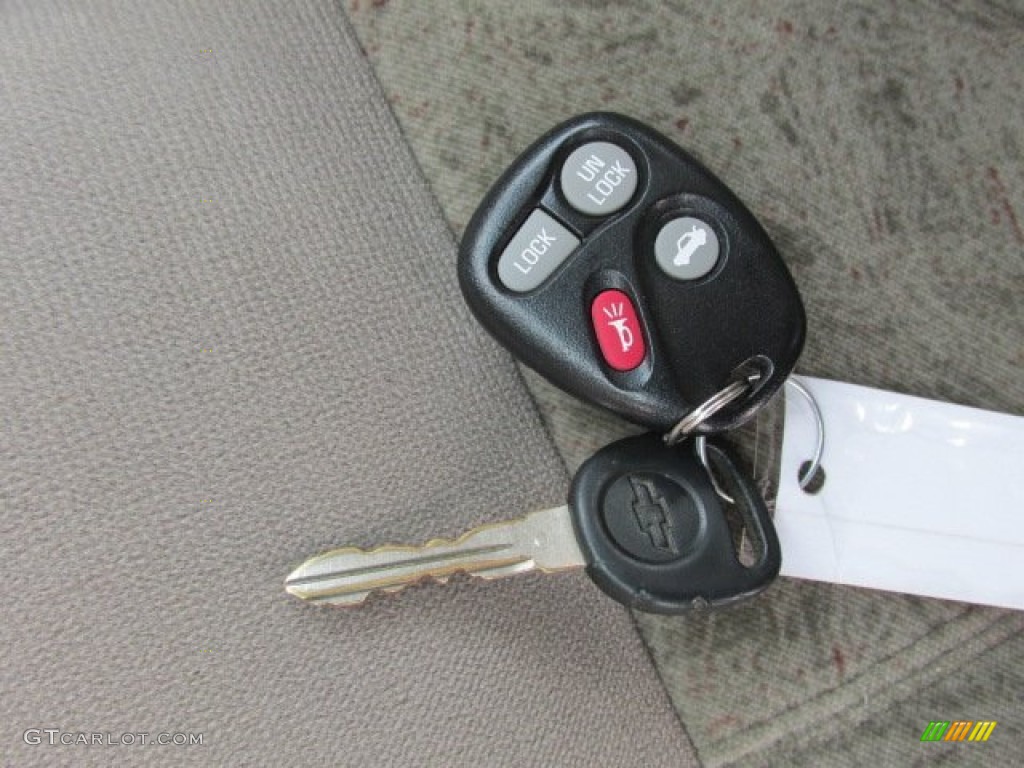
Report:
591,289,646,371
674,224,708,266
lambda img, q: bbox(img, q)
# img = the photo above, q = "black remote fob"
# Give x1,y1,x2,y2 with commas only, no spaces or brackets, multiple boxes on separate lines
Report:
459,112,805,434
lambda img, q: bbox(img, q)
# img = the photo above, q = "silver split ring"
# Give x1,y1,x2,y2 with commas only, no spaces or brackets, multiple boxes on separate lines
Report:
663,375,759,446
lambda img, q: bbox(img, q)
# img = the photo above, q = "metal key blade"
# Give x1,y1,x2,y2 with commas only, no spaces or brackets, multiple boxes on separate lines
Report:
285,505,585,606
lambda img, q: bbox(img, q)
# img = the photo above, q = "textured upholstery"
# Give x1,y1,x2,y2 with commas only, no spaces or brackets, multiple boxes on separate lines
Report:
0,2,695,765
344,2,1024,765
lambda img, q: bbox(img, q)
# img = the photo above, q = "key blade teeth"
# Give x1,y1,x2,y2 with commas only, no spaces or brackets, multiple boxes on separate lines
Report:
283,506,585,607
283,542,531,607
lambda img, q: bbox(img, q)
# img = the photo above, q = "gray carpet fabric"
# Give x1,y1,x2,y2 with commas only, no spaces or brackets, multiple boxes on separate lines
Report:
0,2,696,765
344,1,1024,765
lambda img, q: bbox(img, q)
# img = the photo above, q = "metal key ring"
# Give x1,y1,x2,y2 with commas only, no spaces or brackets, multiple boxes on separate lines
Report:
663,374,760,446
693,435,735,504
786,377,825,491
694,376,826,504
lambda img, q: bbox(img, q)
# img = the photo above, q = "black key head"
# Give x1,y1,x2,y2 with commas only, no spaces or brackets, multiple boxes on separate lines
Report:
569,433,781,613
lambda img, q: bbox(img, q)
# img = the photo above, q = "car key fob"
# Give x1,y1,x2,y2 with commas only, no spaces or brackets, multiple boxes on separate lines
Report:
459,112,805,434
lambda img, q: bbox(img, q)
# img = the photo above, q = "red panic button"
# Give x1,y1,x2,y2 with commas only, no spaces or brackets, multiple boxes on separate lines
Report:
591,290,646,371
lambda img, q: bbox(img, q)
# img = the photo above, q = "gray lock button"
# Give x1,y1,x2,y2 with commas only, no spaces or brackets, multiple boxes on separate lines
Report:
654,216,720,281
560,141,638,216
497,209,580,293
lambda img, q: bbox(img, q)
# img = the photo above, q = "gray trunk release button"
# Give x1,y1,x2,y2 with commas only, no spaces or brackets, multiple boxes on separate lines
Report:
498,209,580,292
654,216,720,280
560,141,638,216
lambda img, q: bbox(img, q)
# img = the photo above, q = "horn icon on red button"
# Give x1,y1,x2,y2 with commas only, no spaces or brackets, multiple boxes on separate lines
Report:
591,289,646,371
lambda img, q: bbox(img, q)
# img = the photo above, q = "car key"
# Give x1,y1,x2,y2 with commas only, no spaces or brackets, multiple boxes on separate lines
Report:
285,434,781,613
458,112,806,435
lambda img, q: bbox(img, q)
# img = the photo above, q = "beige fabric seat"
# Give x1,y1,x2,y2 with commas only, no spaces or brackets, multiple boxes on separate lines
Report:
4,2,1022,766
0,2,693,765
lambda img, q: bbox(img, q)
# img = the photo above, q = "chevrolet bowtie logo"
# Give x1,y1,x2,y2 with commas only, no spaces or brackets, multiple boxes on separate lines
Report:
629,477,676,553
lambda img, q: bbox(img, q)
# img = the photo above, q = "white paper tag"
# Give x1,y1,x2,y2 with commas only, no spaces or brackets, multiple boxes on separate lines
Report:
776,376,1024,610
